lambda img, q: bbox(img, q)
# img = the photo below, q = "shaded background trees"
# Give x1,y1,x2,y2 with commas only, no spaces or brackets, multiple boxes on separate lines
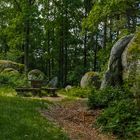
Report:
0,0,140,86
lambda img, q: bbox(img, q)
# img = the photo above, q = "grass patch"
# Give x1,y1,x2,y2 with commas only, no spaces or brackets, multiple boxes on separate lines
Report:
0,86,16,96
0,87,69,140
60,87,92,98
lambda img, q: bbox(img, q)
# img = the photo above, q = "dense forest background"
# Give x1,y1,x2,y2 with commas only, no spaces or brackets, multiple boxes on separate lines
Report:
0,0,140,86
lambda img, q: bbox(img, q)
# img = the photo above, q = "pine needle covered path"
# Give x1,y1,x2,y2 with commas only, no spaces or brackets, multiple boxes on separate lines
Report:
40,98,115,140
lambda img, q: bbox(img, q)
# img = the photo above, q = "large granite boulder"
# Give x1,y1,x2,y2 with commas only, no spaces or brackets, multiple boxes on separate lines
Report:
1,68,19,75
80,72,101,89
0,60,24,73
65,85,72,92
122,31,140,94
101,34,134,89
28,69,45,80
101,30,140,94
47,77,58,88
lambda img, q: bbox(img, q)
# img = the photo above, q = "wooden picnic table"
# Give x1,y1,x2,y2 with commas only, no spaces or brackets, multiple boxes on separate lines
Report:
15,87,58,97
41,87,58,97
15,80,58,97
15,87,41,96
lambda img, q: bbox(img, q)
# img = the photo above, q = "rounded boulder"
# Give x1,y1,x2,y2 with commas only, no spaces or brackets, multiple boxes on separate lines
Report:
28,69,45,80
80,72,101,89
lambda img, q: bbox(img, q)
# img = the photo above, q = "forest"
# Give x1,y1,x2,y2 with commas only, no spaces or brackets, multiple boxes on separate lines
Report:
0,0,140,140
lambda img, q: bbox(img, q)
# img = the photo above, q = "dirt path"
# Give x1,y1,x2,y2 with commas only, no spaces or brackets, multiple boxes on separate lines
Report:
40,97,115,140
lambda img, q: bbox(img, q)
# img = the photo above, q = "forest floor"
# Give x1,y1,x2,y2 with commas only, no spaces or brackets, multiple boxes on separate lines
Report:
40,96,116,140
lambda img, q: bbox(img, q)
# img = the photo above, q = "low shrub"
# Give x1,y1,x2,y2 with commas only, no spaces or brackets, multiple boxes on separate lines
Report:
88,86,140,139
96,99,140,139
61,87,92,98
88,87,133,109
0,73,28,88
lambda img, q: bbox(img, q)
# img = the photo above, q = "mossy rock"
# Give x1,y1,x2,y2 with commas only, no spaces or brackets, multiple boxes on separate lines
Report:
122,29,140,95
101,34,134,89
1,68,19,75
28,69,45,80
0,60,24,73
80,72,101,89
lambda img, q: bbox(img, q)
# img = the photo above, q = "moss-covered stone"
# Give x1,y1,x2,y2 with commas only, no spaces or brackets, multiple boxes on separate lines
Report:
80,71,101,89
1,68,19,75
28,69,45,80
0,60,24,73
101,34,134,89
122,29,140,95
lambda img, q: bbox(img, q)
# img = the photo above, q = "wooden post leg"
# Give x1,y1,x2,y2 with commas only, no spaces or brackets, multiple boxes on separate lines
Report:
52,90,57,97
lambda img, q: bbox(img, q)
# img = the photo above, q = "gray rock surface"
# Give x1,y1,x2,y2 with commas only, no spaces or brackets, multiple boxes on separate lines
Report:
0,60,24,73
28,69,45,80
81,72,101,89
1,68,19,75
48,77,58,88
65,85,72,92
122,32,140,94
101,34,134,89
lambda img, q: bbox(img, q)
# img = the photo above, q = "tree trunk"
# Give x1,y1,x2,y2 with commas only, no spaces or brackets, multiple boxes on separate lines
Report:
84,30,87,71
93,35,98,71
24,18,30,74
103,20,107,49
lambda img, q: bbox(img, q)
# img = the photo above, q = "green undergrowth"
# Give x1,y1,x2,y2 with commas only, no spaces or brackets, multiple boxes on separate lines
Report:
0,87,69,140
0,86,16,96
0,72,28,88
88,87,140,140
60,86,92,98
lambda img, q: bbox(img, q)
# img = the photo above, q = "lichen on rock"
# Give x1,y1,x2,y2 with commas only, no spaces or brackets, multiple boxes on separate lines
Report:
122,29,140,94
0,60,24,73
101,29,140,95
80,71,101,89
28,69,45,80
1,68,19,75
101,34,134,89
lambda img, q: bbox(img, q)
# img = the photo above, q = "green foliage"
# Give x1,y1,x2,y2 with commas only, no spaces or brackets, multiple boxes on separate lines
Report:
96,99,140,139
68,66,85,85
83,0,139,32
0,87,16,97
88,86,140,139
0,73,28,88
61,87,92,98
127,28,140,61
88,87,133,109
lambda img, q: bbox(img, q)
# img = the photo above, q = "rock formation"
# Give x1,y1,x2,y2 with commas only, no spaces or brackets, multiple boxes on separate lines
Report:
81,72,100,89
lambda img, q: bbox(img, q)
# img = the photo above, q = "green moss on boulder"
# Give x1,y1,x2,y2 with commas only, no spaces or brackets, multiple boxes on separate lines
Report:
28,69,45,80
1,68,19,75
80,72,101,89
122,29,140,94
0,60,24,73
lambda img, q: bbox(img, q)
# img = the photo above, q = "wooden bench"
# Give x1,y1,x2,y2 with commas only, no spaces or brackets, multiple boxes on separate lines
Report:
15,88,41,96
15,87,58,97
41,87,58,97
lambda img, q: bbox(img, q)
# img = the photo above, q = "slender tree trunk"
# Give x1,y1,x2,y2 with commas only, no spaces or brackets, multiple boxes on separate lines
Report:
59,22,64,87
24,18,30,74
24,0,35,74
93,35,98,71
84,30,87,70
64,3,68,86
103,20,107,49
47,30,51,80
83,0,92,72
